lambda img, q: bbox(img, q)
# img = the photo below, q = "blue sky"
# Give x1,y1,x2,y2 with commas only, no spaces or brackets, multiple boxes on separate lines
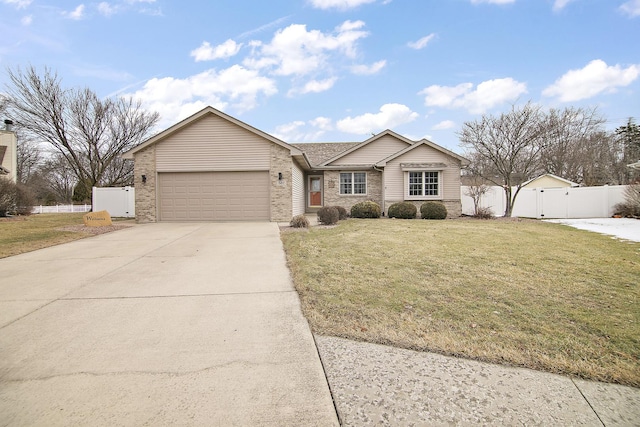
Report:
1,0,639,153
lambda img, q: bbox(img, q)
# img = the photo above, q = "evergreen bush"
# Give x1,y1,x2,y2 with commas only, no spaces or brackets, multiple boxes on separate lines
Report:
317,206,339,225
332,206,349,220
387,202,417,219
420,201,447,219
350,201,381,218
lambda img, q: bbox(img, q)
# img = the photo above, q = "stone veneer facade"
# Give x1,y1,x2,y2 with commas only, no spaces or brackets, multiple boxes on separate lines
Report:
133,144,157,223
322,170,383,212
269,143,293,222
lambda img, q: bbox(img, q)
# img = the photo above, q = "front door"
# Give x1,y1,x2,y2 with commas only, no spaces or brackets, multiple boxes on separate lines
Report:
309,176,323,207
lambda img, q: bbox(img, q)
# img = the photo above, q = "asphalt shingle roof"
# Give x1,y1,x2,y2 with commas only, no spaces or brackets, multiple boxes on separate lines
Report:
290,142,361,167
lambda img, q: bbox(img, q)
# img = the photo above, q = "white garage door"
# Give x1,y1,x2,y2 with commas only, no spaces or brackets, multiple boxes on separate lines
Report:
158,171,270,221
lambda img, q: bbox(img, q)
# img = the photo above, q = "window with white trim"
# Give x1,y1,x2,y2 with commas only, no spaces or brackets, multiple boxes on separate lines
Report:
407,171,440,198
340,172,367,195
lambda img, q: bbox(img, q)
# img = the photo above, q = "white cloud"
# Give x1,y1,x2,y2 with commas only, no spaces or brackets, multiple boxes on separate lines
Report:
191,39,242,62
98,2,117,16
543,60,640,102
420,83,473,107
309,0,376,10
64,4,85,20
309,116,333,130
2,0,32,9
470,0,515,4
432,120,455,130
552,0,574,12
20,14,32,25
350,60,386,75
419,77,527,114
337,103,419,134
273,120,306,139
125,65,278,126
244,21,369,76
272,118,330,141
408,33,436,50
289,77,338,96
620,0,640,17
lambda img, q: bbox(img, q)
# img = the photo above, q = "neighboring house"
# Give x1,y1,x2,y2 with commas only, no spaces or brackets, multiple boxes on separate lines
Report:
0,120,17,183
522,174,579,189
122,106,469,223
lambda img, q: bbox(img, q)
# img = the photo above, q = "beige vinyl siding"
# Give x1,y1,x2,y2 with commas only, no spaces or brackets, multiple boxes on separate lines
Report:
292,162,305,216
327,135,409,166
156,114,271,172
385,145,461,201
0,132,17,183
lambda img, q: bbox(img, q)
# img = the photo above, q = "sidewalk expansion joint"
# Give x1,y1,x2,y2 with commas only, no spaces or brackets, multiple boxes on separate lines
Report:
311,333,343,426
570,377,605,426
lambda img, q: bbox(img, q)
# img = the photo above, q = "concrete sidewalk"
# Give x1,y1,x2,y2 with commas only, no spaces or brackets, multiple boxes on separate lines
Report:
317,336,640,426
0,223,338,426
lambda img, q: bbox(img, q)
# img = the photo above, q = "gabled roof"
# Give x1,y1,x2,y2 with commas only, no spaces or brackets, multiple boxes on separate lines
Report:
290,142,360,167
375,139,470,167
122,106,309,168
521,173,579,187
319,129,414,167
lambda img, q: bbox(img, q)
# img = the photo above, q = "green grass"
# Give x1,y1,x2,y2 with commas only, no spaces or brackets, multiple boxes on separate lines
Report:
0,213,90,258
281,218,640,387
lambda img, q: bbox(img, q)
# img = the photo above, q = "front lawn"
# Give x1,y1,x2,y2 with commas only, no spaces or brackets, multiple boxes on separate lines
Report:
281,218,640,387
1,213,94,258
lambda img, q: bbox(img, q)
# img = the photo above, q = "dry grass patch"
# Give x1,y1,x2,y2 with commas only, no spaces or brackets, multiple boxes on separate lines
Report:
281,218,640,387
0,213,131,258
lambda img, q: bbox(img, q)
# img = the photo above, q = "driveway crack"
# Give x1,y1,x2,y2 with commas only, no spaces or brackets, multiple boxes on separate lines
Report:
2,360,281,383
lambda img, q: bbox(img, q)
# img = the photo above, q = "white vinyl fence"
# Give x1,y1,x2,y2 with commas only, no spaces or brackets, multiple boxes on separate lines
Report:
92,186,135,218
461,185,627,219
32,204,92,214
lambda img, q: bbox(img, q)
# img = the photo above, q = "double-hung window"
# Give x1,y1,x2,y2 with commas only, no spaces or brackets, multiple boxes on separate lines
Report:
407,171,440,198
340,172,367,195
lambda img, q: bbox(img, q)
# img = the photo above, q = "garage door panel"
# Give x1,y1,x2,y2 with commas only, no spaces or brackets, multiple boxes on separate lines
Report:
158,172,270,221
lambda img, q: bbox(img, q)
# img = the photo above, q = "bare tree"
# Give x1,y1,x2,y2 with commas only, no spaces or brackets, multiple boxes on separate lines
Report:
463,174,492,216
458,102,547,217
40,155,76,203
539,106,605,184
4,66,158,200
578,131,628,186
16,135,42,184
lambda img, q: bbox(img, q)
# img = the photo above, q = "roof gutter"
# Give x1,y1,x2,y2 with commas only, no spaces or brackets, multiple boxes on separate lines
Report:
312,165,376,171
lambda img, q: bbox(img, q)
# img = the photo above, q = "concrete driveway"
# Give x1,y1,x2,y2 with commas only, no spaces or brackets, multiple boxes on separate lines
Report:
0,223,339,426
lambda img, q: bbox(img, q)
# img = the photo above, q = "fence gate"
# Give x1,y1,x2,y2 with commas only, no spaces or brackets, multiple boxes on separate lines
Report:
538,188,569,219
92,187,135,218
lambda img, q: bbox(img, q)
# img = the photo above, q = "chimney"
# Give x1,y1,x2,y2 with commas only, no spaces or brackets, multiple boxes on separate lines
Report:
4,120,13,132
